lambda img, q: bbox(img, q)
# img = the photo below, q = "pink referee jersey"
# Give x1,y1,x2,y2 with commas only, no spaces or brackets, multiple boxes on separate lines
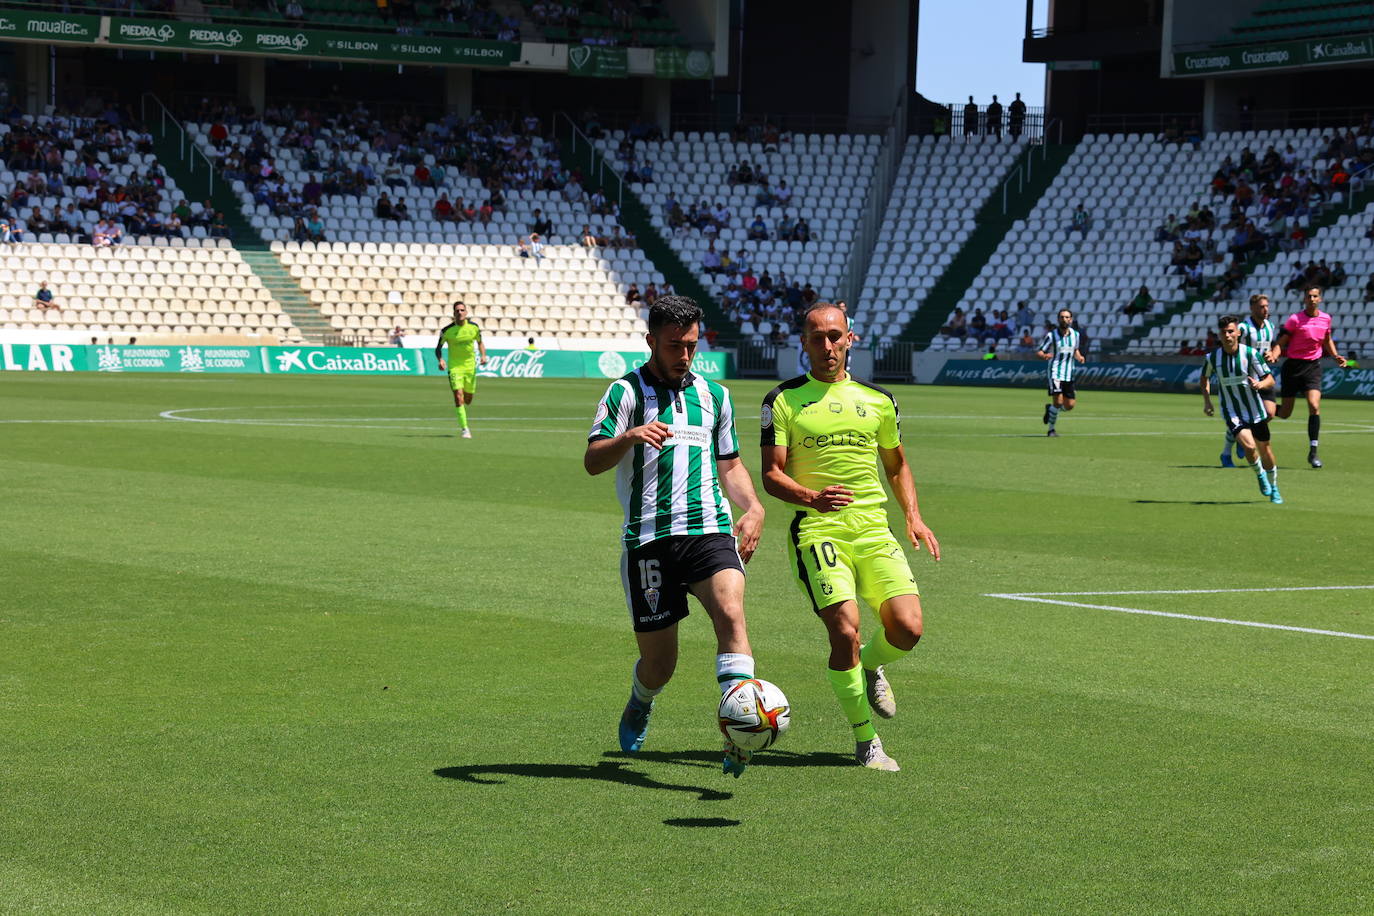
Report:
1282,310,1332,360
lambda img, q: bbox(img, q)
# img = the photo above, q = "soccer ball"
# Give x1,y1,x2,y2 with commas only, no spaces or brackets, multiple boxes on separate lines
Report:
718,678,791,751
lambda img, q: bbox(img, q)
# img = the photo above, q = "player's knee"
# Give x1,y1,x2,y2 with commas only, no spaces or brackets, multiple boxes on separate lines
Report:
825,616,861,652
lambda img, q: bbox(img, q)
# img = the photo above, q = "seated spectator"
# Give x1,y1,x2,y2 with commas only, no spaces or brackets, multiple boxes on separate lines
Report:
1364,272,1374,303
375,193,396,221
33,281,58,310
1014,299,1034,331
1204,330,1220,351
774,180,792,205
284,0,304,21
580,224,599,247
701,242,723,274
1122,285,1156,316
792,217,811,243
748,214,769,241
211,210,231,239
389,326,406,347
776,213,795,240
382,159,406,190
1331,261,1348,287
1016,327,1036,353
1155,214,1180,242
92,219,121,247
394,200,410,222
643,282,658,307
412,162,433,188
968,309,989,342
992,310,1013,340
305,210,326,242
1211,259,1245,301
625,283,641,305
26,207,50,236
1067,204,1090,238
529,208,553,239
433,193,455,221
607,226,632,249
518,232,544,262
291,216,310,242
0,218,21,244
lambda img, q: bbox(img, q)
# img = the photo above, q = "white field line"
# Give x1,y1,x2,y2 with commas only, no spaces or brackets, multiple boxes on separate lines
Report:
985,586,1374,641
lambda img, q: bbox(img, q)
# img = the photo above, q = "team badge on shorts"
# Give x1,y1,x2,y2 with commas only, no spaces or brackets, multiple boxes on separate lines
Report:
644,587,660,613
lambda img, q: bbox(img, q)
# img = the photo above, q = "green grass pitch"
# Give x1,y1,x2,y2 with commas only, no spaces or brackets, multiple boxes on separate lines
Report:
3,372,1373,913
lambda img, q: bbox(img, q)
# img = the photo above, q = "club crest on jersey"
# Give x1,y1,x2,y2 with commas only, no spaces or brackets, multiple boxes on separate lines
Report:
855,403,866,417
644,587,660,613
829,402,842,413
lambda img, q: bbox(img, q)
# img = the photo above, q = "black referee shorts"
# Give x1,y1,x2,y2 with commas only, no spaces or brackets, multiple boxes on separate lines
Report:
1280,358,1322,398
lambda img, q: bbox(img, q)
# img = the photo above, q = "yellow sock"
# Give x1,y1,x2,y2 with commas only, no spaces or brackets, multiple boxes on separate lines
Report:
826,664,876,742
455,403,467,428
860,629,910,670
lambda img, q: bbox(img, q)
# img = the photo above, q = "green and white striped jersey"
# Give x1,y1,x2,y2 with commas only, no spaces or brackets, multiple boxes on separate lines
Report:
1039,327,1081,382
589,368,740,548
1204,344,1271,425
1238,316,1276,354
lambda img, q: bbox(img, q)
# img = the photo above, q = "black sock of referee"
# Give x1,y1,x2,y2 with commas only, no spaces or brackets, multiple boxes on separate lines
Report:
1308,414,1320,448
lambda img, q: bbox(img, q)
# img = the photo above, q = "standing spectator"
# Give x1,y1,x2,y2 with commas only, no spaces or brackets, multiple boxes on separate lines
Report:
986,95,1003,139
389,326,406,347
963,96,978,137
33,281,58,310
1008,92,1027,140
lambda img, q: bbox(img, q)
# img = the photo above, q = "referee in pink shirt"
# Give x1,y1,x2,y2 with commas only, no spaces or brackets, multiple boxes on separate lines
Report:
1267,285,1348,468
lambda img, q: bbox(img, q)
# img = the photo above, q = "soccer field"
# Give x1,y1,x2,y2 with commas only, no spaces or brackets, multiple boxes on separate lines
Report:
3,373,1373,914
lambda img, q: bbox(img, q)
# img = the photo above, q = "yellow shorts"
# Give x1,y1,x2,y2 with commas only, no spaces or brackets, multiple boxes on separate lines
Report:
448,364,477,394
787,508,919,614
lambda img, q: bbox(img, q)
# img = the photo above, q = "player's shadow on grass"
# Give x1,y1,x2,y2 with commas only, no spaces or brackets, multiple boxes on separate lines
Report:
433,761,733,802
1134,499,1254,505
605,749,852,769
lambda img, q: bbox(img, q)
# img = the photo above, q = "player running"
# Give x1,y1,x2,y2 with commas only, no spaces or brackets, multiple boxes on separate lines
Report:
1217,293,1279,466
760,303,941,772
1037,308,1086,437
1267,286,1348,468
1202,314,1283,504
435,300,487,438
584,295,767,778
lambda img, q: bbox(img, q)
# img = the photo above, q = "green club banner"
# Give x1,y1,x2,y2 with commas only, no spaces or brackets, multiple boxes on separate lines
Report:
0,11,100,43
653,47,713,79
1,344,731,380
105,17,517,66
568,45,628,78
1173,34,1374,76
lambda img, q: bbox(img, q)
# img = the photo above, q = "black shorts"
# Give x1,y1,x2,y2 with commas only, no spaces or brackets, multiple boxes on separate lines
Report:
621,533,743,632
1280,358,1322,397
1048,379,1077,399
1224,416,1271,442
1260,384,1276,402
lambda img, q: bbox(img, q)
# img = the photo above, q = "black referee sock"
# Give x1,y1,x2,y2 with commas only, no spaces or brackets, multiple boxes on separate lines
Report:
1308,414,1320,448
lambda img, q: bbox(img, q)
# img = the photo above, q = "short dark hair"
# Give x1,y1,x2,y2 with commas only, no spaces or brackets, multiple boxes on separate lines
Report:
1218,314,1241,329
646,295,702,333
452,299,465,308
1304,285,1323,296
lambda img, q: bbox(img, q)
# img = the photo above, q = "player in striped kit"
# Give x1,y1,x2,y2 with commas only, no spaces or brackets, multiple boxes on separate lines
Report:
1202,315,1283,504
1216,293,1279,466
1037,308,1086,436
585,296,767,777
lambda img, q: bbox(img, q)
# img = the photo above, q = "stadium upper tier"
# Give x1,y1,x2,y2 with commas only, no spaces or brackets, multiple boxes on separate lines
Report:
931,128,1338,353
276,240,659,345
0,241,301,341
1223,0,1374,44
857,135,1024,344
189,118,619,247
604,130,878,339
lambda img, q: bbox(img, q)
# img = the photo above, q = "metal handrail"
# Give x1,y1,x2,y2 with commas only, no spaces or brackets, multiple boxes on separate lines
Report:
560,112,622,211
139,92,217,196
1001,165,1025,216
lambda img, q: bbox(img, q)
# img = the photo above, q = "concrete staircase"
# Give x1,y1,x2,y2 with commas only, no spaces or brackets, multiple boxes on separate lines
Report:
239,250,333,343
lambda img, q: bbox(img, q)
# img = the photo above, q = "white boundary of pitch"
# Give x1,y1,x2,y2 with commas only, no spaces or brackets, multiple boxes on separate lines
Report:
984,586,1374,641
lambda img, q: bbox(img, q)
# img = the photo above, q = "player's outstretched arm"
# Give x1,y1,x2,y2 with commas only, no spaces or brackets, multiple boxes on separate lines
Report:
760,445,853,512
584,422,673,475
717,457,764,563
879,444,940,561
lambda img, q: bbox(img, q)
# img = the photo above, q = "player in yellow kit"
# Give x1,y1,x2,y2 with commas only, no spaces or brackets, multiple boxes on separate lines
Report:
760,303,941,772
435,300,487,438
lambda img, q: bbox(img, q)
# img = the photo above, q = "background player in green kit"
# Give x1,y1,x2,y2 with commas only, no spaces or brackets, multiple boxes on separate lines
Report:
435,300,487,438
760,303,941,772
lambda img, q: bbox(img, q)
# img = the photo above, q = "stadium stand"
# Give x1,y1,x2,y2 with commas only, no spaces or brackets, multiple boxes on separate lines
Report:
0,240,301,341
609,129,879,341
857,135,1025,347
1221,0,1374,44
931,128,1340,353
276,239,659,346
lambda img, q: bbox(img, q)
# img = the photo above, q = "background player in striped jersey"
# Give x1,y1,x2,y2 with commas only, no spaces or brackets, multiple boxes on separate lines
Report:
1267,286,1348,468
761,304,941,772
1037,308,1086,437
435,300,487,438
1203,314,1283,504
1217,293,1278,466
584,296,767,777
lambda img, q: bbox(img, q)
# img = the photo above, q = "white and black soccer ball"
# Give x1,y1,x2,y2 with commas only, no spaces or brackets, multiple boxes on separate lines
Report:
718,678,791,751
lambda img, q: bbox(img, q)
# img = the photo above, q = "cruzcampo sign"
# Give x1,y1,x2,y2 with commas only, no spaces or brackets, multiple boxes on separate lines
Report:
0,12,100,43
568,45,628,78
1173,34,1374,76
104,16,517,66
